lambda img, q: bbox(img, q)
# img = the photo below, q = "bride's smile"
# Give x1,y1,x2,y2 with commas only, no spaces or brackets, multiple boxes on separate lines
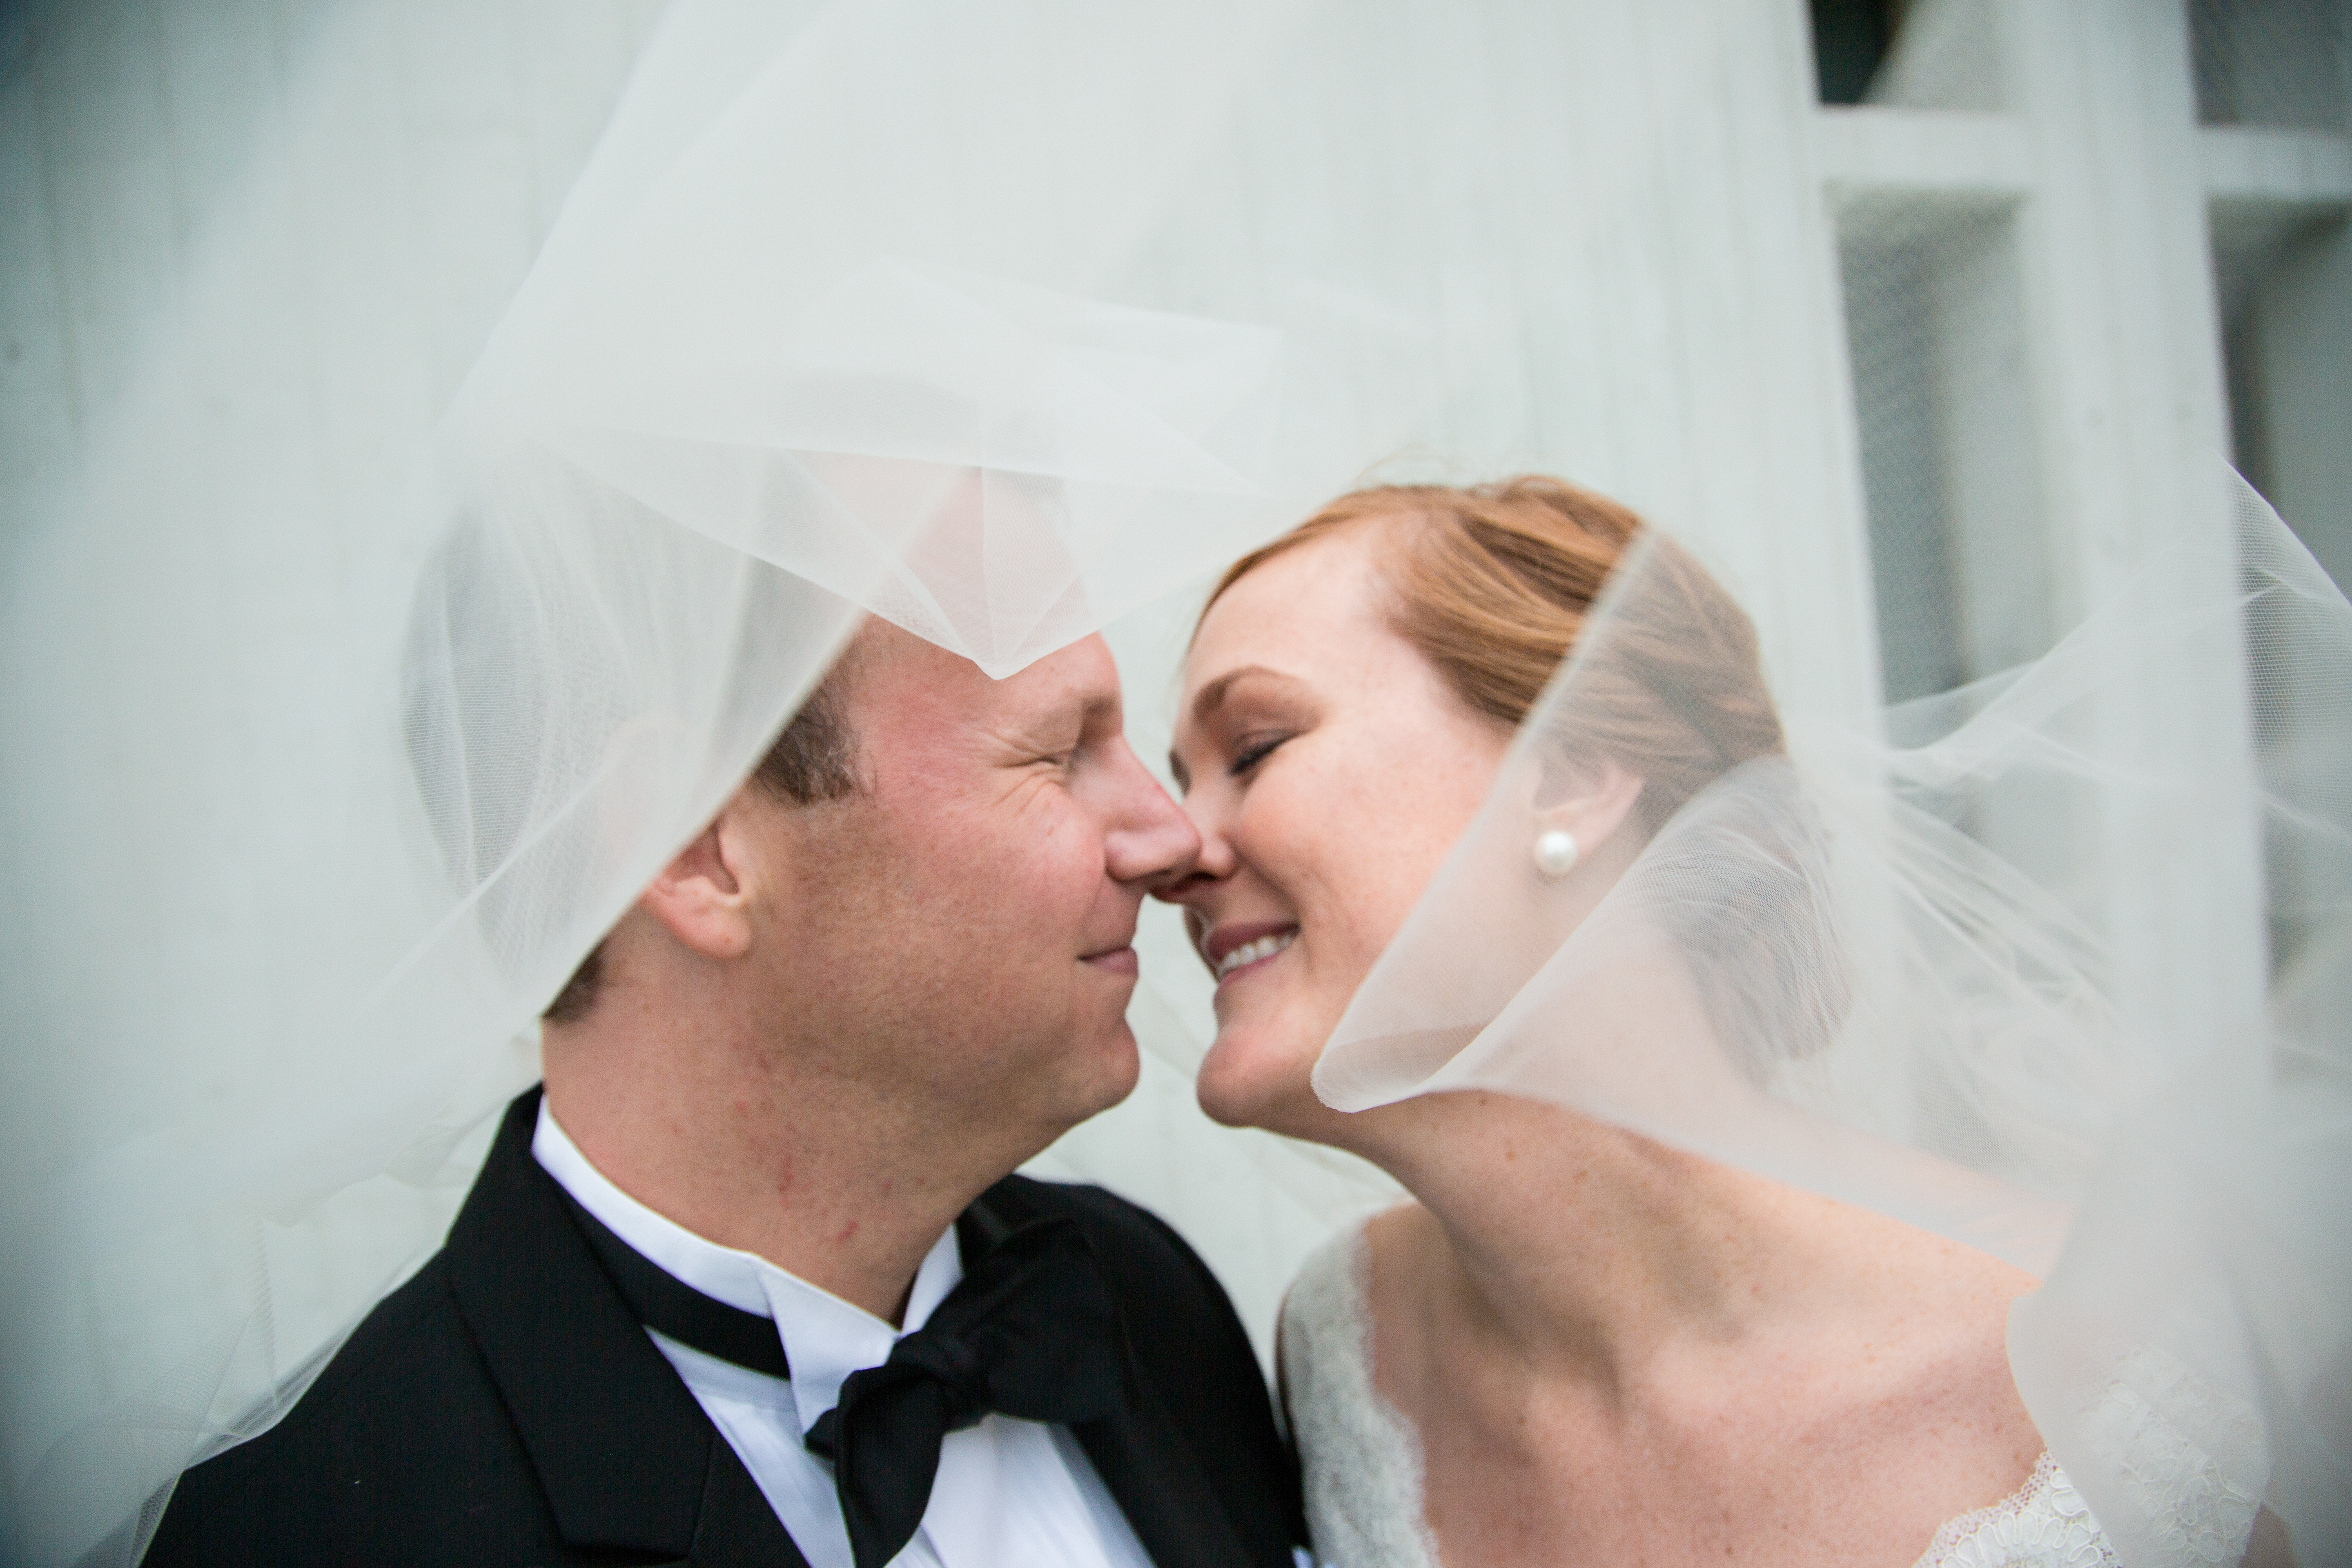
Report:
1159,518,1512,1136
1202,921,1298,984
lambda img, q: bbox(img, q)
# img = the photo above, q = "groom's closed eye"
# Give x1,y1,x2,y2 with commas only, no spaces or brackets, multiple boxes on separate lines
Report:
996,692,1120,771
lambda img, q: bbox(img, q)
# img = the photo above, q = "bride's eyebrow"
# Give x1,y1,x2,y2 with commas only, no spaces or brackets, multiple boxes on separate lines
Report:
1186,664,1298,731
1173,664,1305,788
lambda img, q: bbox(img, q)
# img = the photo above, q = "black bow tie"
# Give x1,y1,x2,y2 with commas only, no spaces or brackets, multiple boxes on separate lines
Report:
562,1193,1130,1568
806,1216,1132,1568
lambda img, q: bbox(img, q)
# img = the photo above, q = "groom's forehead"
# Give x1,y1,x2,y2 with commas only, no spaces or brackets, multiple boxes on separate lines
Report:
849,626,1121,742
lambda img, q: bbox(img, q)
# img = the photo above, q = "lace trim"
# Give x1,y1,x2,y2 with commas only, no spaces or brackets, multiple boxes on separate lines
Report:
1282,1223,1443,1568
1913,1453,2123,1568
2071,1346,2264,1568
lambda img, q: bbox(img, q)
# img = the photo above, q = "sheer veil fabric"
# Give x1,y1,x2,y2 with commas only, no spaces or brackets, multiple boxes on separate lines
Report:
2,3,2343,1568
1311,472,2352,1566
2,2,1320,1562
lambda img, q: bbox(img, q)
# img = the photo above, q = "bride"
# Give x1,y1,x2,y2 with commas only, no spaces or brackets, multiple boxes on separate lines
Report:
1159,474,2306,1567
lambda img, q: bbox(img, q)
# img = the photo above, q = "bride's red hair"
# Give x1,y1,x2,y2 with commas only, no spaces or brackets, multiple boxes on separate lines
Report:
1202,475,1784,833
1210,478,1844,1074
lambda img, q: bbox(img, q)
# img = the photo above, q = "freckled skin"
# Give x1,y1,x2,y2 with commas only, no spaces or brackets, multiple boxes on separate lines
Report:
1163,526,2047,1566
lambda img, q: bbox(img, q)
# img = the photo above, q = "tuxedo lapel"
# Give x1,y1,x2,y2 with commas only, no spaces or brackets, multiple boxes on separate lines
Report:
445,1090,812,1568
442,1104,1278,1568
1072,1385,1256,1568
688,1435,817,1568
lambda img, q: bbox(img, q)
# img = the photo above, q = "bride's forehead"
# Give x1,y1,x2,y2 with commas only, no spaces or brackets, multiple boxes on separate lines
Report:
1196,529,1394,656
1185,536,1401,691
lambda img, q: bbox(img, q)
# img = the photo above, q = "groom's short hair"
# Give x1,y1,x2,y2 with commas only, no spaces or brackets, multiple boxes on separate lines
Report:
540,651,868,1025
746,656,867,808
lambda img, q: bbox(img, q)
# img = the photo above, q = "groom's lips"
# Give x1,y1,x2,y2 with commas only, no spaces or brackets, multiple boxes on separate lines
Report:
1080,907,1141,977
1080,944,1140,978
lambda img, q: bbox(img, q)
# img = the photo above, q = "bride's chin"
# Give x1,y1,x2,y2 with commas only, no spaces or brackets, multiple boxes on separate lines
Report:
1194,1022,1321,1132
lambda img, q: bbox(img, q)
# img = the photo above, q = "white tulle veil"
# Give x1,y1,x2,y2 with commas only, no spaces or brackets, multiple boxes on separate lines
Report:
2,1,2344,1566
1310,471,2352,1564
3,4,1314,1562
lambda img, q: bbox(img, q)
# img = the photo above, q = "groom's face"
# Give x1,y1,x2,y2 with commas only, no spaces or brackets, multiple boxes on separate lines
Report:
755,625,1199,1147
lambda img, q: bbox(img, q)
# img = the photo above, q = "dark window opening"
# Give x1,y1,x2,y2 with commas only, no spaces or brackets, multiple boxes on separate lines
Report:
1811,0,1898,105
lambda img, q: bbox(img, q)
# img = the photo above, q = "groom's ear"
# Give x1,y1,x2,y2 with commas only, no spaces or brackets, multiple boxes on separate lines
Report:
636,790,763,961
1532,753,1646,853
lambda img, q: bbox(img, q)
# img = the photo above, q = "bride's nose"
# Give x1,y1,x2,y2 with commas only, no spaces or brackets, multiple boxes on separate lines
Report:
1152,801,1239,903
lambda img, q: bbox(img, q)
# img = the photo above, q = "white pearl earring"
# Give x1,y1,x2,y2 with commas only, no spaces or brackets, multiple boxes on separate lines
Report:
1532,829,1580,878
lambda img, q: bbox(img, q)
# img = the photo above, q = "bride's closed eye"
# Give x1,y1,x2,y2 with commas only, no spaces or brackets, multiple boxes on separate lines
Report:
1172,664,1319,794
1228,733,1291,777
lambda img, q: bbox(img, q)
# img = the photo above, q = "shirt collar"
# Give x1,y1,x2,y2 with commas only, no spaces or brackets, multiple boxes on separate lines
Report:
531,1097,964,1438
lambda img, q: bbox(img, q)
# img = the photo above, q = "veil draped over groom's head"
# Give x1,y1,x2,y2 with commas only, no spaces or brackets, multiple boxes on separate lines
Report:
4,7,1316,1561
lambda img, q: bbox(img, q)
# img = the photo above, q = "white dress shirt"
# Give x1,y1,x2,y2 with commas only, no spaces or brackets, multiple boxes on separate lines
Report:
533,1104,1152,1568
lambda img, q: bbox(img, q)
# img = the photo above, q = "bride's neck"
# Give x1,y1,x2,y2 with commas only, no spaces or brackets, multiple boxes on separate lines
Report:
1343,1091,1840,1383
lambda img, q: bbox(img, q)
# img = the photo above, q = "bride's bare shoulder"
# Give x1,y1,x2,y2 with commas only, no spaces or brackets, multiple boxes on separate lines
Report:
1789,1214,2048,1528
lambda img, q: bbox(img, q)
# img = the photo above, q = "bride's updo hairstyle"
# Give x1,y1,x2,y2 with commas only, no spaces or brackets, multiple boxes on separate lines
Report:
1207,475,1849,1072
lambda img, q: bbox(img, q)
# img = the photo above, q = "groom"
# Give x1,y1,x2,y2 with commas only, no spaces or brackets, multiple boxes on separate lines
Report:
148,619,1303,1568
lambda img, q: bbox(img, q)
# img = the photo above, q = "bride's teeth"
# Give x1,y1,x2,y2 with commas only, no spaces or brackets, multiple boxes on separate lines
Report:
1214,929,1296,980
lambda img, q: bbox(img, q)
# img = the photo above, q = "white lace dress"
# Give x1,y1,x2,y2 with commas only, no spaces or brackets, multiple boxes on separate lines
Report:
1278,1227,2127,1568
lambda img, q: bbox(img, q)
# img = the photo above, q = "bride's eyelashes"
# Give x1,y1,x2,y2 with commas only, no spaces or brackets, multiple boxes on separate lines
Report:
1227,733,1292,777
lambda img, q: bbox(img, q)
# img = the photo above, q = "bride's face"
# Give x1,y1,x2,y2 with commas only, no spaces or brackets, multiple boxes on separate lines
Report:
1161,524,1514,1138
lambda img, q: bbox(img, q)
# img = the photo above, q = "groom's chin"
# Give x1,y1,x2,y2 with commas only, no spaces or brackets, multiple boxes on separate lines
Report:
1056,1020,1142,1126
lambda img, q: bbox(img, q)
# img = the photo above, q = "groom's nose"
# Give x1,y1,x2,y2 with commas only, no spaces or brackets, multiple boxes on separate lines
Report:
1151,777,1240,906
1101,738,1202,891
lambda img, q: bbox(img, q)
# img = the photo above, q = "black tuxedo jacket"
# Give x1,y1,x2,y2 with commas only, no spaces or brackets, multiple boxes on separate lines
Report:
147,1088,1303,1568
